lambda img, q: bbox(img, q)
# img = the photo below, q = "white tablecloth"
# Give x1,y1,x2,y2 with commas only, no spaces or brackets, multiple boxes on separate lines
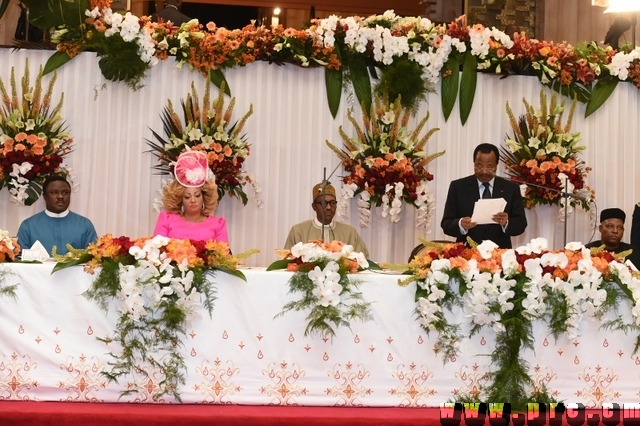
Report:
0,263,638,406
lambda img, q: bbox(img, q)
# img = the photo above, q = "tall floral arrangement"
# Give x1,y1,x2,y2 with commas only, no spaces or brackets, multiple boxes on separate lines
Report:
0,60,75,206
268,240,372,338
401,237,640,410
501,91,593,213
53,233,249,401
326,93,443,229
147,79,261,207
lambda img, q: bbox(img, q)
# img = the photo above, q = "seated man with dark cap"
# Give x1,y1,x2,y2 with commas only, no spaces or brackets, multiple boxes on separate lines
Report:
283,182,370,258
585,208,640,269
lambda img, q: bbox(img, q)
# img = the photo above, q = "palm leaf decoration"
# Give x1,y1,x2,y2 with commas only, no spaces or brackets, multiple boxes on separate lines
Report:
20,0,89,30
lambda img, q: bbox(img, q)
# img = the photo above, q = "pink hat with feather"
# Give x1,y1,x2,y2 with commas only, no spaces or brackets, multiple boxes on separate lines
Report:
174,150,210,187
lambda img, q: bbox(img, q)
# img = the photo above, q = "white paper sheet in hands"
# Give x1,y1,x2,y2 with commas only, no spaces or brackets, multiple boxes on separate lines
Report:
470,198,507,225
21,240,50,261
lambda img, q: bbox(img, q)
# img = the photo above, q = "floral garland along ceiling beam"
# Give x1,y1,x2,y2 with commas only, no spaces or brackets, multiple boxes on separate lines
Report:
23,1,640,124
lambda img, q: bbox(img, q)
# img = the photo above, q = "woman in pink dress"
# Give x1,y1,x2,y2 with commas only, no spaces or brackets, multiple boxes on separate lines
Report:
153,151,229,243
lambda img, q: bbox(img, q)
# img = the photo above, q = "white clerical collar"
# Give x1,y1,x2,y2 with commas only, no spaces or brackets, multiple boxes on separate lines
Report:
312,217,335,229
165,4,179,10
45,209,70,218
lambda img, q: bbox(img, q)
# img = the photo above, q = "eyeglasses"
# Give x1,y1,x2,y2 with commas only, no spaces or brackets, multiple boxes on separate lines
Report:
314,200,338,207
474,163,497,172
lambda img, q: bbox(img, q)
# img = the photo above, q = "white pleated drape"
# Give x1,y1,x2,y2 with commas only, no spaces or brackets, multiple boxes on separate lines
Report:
1,48,638,266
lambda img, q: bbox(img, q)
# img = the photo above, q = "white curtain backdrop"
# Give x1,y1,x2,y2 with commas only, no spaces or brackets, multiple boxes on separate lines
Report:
1,47,639,266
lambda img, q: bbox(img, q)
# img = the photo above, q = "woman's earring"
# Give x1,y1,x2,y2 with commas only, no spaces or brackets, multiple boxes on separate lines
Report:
181,204,185,213
202,203,205,211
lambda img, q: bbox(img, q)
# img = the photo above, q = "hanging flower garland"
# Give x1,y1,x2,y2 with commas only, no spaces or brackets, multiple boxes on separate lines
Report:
268,240,373,338
326,93,443,229
501,90,594,219
0,60,75,206
399,237,640,410
53,234,251,401
147,79,262,207
48,0,158,90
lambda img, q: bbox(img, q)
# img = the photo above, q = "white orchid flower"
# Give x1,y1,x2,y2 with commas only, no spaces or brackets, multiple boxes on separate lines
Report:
477,240,499,259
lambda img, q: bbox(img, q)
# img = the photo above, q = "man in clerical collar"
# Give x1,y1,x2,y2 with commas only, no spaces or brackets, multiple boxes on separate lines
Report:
17,175,98,256
585,207,640,270
283,182,370,258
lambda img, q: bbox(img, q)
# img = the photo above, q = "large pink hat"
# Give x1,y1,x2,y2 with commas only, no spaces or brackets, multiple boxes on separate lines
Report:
174,150,210,187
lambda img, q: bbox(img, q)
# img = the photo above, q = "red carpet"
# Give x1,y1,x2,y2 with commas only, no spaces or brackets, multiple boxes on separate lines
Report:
0,401,440,426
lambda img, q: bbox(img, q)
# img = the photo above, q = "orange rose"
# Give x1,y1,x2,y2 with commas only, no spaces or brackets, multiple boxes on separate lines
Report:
325,240,345,253
539,161,552,172
538,46,551,56
449,256,468,270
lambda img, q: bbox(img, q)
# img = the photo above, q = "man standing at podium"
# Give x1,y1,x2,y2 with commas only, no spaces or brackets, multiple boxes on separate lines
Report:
441,143,527,249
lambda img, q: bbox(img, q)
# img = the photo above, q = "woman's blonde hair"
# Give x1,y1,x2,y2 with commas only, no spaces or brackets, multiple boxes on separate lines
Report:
163,179,219,216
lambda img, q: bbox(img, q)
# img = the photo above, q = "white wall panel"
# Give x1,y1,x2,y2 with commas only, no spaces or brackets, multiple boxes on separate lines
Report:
1,48,638,266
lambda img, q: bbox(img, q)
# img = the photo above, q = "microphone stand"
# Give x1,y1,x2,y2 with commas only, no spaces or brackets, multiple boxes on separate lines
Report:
318,162,343,243
517,177,590,248
321,168,327,243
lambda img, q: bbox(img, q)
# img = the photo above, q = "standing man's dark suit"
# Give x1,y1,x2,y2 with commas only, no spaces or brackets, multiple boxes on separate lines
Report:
441,176,527,248
152,1,191,27
631,202,640,249
441,143,527,249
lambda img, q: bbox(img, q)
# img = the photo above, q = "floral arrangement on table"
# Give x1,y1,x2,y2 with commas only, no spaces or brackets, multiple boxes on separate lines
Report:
401,237,640,410
501,91,594,215
147,79,261,207
0,229,20,263
0,229,20,302
268,240,373,338
0,60,75,206
326,93,444,229
53,233,251,401
25,0,638,123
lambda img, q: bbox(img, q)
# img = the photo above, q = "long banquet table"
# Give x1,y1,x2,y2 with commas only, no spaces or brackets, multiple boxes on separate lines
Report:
0,263,639,407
